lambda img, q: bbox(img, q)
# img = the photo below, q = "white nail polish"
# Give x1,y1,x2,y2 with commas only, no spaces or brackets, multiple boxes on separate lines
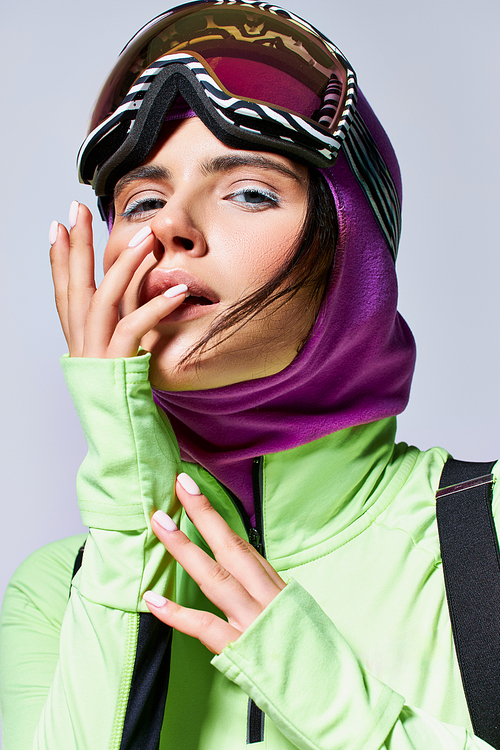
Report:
163,284,188,298
143,590,167,608
153,510,178,531
128,225,152,248
68,201,79,229
177,472,201,495
49,221,59,246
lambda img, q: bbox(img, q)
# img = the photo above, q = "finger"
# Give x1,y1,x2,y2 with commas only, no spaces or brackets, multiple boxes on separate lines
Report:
82,227,156,356
245,542,287,591
67,202,96,356
175,476,285,604
49,221,71,345
143,591,240,654
151,511,262,630
102,285,189,359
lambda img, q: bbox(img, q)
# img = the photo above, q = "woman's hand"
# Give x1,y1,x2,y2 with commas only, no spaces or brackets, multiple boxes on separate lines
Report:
144,473,286,654
49,202,187,358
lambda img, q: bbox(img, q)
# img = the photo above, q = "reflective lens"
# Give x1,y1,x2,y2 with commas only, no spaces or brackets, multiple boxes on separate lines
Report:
90,1,351,135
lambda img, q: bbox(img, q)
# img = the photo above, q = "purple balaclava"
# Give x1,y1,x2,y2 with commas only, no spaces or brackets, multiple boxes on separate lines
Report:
152,90,416,523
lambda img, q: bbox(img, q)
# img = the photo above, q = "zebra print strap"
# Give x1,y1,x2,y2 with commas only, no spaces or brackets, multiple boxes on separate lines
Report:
342,110,402,261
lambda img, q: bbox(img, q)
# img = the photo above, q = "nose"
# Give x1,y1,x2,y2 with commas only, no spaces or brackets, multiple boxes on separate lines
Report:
149,199,207,262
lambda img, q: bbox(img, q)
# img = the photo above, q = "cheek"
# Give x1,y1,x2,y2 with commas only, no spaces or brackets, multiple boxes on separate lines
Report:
246,225,302,282
209,213,303,284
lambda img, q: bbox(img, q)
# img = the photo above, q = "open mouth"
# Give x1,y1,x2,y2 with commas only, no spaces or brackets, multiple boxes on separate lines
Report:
139,269,220,309
183,294,214,306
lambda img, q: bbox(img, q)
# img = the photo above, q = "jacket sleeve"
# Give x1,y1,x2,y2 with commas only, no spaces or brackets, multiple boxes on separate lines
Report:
212,579,494,750
2,353,180,750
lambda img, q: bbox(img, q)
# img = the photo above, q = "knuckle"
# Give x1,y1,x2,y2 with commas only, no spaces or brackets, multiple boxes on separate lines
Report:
49,246,58,266
224,534,250,556
196,610,217,632
86,294,97,312
206,562,233,587
195,496,215,518
53,291,67,311
86,284,104,303
152,293,171,310
122,243,147,264
173,533,193,552
66,280,79,296
167,600,182,619
68,280,96,299
115,316,136,338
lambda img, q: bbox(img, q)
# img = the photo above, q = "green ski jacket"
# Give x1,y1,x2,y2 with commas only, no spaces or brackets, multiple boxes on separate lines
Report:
1,353,497,750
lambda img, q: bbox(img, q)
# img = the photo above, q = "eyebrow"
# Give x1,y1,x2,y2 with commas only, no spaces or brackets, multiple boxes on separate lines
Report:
200,154,304,183
113,152,304,201
114,165,172,201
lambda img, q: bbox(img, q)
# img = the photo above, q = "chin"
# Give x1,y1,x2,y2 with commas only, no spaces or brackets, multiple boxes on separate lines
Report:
142,315,303,391
143,338,198,391
148,350,239,392
149,361,206,392
148,343,297,393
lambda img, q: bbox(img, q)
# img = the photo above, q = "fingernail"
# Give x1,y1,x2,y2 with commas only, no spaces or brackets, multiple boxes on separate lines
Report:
177,472,201,495
152,510,178,531
49,220,59,245
163,284,188,298
143,590,167,607
128,225,152,248
69,201,79,229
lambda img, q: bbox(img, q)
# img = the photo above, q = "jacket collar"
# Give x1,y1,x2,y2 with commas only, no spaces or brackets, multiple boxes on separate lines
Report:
184,417,414,567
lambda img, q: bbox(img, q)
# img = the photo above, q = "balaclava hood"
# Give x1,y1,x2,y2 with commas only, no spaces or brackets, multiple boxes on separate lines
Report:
153,90,416,522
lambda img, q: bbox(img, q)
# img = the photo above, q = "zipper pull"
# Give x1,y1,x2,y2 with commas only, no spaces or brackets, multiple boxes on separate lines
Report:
248,527,262,554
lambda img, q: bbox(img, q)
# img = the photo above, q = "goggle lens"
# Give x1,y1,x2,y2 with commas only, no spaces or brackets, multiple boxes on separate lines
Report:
90,2,349,134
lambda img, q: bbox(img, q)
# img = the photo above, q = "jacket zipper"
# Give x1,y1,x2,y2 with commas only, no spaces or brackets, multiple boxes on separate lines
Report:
250,456,265,557
247,457,266,744
219,458,266,744
221,457,264,558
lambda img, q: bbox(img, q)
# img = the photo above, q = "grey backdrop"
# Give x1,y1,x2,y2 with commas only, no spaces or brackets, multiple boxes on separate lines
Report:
1,0,499,728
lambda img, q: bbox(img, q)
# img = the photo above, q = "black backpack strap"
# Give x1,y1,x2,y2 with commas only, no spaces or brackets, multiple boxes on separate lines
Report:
436,457,499,748
71,542,86,579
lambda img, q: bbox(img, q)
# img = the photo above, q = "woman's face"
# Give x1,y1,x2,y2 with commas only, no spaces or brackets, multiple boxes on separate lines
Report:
105,116,315,390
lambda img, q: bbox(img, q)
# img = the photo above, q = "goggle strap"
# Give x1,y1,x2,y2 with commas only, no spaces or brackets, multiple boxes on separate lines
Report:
342,109,401,261
318,74,343,129
92,61,341,194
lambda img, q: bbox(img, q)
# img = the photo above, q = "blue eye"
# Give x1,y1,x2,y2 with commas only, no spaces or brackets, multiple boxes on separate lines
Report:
120,197,166,219
229,188,279,207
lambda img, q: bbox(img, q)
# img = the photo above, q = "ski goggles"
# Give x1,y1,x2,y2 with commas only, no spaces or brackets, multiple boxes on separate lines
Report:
77,0,357,197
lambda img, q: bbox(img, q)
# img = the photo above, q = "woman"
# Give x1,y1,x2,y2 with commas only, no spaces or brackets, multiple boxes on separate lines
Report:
0,2,497,749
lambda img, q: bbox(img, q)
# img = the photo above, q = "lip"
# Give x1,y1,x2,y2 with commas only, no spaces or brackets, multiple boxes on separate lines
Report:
139,268,219,304
139,268,220,323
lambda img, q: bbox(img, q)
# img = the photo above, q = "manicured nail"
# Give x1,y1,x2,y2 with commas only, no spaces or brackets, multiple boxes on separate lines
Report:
177,472,201,495
49,221,59,245
152,510,178,531
143,590,167,608
163,283,188,298
68,201,79,229
128,225,152,248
